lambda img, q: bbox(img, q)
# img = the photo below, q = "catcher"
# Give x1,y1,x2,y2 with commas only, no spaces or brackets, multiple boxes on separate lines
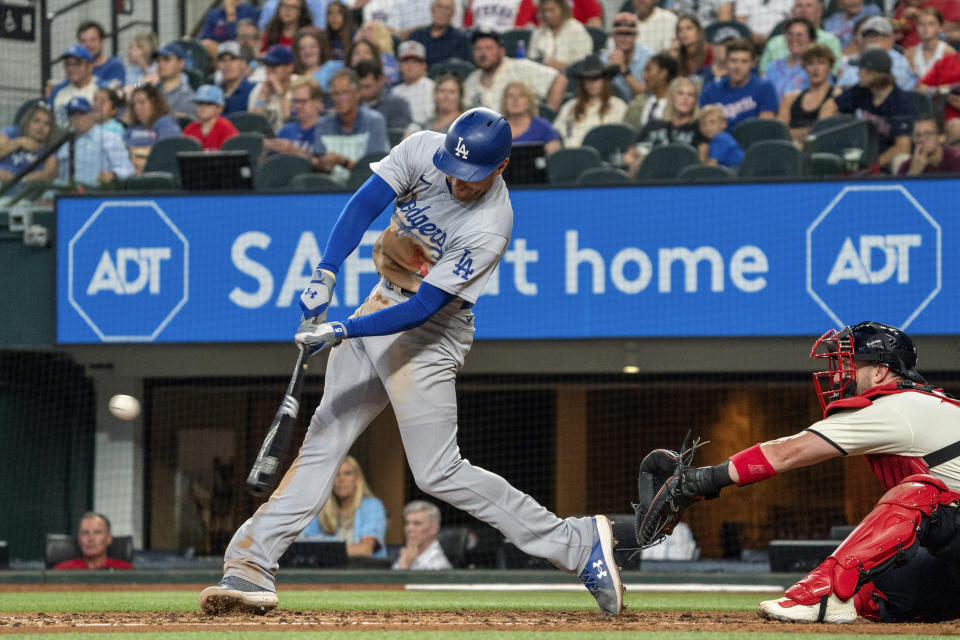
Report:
635,321,960,624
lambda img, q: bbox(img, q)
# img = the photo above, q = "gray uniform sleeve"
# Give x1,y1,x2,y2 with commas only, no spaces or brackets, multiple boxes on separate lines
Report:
423,230,508,303
371,130,434,195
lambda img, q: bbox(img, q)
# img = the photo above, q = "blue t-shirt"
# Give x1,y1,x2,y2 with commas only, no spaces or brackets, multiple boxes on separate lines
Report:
93,57,126,86
222,77,256,115
409,25,471,67
764,57,809,101
708,131,744,167
0,125,44,174
277,121,319,153
513,117,560,144
201,3,261,42
123,115,182,147
834,85,916,153
299,496,388,558
700,73,779,128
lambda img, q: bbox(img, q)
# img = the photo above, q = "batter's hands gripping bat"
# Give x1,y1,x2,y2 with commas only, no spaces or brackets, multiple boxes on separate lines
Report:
246,346,309,497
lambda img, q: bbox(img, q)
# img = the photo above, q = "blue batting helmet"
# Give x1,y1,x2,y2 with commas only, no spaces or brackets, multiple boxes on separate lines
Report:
432,107,512,181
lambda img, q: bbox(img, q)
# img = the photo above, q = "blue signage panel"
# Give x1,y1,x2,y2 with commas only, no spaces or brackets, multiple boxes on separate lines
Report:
56,179,959,344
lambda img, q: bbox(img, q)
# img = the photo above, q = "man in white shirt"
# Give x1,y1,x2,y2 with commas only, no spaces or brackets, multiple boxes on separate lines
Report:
631,0,678,54
464,31,568,111
49,44,99,127
392,501,453,570
393,41,436,128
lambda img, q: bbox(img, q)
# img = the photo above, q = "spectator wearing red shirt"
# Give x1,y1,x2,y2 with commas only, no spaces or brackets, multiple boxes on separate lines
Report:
183,85,239,150
894,0,960,48
53,512,134,570
570,0,603,27
918,51,960,140
898,116,960,173
464,0,538,32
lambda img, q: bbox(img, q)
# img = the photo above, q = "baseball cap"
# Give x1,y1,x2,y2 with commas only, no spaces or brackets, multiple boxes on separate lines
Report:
193,84,225,106
63,43,94,62
398,40,427,61
217,41,242,59
262,44,294,66
861,16,893,36
154,42,186,59
852,47,892,73
611,12,639,34
471,30,503,46
66,96,92,114
710,25,742,44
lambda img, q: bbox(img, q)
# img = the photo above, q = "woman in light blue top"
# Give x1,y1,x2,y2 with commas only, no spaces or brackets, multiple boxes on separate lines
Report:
300,455,387,558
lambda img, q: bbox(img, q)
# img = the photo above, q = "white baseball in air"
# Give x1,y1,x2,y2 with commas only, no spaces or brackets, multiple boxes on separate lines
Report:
108,394,141,421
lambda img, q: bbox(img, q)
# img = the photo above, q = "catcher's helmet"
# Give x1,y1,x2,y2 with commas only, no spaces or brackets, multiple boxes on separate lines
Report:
810,321,923,412
432,107,512,181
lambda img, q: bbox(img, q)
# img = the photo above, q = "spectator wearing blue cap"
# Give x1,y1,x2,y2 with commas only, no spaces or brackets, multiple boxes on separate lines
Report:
49,44,99,126
184,85,239,150
124,84,183,174
249,45,296,130
0,103,59,184
154,42,197,119
78,21,126,86
56,97,134,186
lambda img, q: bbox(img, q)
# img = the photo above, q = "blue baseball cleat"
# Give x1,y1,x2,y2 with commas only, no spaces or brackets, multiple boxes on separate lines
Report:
199,576,278,615
579,515,624,616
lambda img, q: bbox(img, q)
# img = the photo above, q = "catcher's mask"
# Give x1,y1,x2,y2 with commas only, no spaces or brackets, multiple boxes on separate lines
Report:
810,321,924,413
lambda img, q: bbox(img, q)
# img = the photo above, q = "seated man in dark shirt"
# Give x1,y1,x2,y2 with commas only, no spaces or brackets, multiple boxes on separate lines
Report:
409,0,472,66
356,59,414,132
835,48,916,171
898,116,960,175
53,512,134,570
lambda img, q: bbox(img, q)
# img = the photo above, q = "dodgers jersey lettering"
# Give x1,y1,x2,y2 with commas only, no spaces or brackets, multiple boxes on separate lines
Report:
370,130,512,302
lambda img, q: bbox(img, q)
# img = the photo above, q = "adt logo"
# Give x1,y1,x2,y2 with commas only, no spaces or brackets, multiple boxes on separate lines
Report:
68,201,188,341
807,185,940,330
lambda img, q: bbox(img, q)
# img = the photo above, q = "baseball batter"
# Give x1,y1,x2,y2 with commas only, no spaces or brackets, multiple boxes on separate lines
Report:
200,108,623,617
636,321,960,623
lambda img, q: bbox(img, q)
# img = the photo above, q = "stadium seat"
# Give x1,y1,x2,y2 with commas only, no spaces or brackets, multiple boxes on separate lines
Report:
805,152,846,176
143,136,202,186
576,166,632,185
634,143,699,180
125,171,177,191
427,59,475,81
222,132,265,166
768,19,789,38
348,151,389,190
906,90,935,118
704,21,752,44
437,526,471,568
582,123,637,165
537,103,556,122
676,163,736,181
256,154,313,189
44,533,133,569
174,38,212,75
546,147,602,183
176,116,193,130
810,114,855,133
806,118,876,168
586,26,608,54
732,117,791,152
184,68,206,91
227,111,273,136
289,173,345,192
501,29,533,58
738,139,802,177
388,128,405,147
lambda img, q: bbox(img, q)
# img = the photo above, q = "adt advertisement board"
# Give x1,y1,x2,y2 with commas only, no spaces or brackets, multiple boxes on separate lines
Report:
56,179,958,343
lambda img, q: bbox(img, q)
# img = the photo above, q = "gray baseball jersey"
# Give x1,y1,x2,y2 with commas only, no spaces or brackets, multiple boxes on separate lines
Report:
220,131,596,591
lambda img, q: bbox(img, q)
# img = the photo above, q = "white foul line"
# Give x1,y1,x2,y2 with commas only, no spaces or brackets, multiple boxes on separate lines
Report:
405,583,782,593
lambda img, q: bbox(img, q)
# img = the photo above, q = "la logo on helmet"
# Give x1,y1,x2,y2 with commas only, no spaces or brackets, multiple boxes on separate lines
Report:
454,137,469,159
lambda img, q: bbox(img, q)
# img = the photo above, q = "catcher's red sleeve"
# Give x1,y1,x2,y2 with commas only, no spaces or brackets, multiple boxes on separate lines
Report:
729,443,776,486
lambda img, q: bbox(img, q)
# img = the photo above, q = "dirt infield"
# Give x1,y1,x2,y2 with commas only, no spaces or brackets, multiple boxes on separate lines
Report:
2,610,960,634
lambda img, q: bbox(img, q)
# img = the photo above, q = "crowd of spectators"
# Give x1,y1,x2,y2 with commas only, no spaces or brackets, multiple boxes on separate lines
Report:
4,0,960,192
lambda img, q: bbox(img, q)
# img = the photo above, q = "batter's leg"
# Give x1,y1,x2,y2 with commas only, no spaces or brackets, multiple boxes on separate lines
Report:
367,321,596,575
201,339,389,613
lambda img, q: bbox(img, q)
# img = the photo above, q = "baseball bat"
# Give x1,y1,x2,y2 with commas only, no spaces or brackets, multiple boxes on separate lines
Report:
245,346,309,497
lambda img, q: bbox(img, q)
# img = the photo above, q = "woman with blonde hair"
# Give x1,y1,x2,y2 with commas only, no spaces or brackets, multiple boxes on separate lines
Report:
425,72,465,132
529,0,593,72
300,456,387,558
125,31,159,87
626,76,702,175
502,81,561,154
0,103,59,183
553,55,628,148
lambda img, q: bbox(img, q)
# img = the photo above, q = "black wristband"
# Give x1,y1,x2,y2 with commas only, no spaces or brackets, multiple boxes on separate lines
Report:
682,461,734,499
708,461,735,490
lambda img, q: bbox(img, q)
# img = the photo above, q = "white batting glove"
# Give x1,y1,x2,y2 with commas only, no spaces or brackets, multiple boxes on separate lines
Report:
299,267,336,322
295,320,347,356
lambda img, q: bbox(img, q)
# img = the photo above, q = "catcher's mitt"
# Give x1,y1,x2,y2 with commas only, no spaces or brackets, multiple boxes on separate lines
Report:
633,435,707,549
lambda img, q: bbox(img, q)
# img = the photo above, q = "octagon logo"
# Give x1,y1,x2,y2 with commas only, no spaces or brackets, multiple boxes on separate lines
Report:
68,201,189,342
806,185,940,330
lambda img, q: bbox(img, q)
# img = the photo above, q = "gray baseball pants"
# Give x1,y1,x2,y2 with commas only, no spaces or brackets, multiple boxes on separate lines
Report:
222,283,596,589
